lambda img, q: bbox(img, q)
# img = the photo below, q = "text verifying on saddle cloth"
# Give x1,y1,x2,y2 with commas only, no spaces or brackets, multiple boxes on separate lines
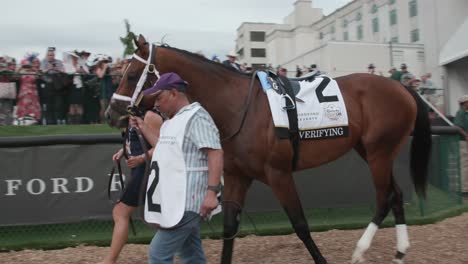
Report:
258,72,349,140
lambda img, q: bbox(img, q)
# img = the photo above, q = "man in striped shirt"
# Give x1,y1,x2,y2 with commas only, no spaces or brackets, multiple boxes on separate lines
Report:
139,72,223,264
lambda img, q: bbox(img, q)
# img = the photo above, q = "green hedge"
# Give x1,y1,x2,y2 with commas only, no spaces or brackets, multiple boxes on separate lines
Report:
0,125,119,137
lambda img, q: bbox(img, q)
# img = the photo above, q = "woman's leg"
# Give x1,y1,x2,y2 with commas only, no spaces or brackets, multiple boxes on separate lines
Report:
101,202,136,264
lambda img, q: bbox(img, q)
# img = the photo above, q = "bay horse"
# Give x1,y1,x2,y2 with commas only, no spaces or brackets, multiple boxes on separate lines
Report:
105,35,431,264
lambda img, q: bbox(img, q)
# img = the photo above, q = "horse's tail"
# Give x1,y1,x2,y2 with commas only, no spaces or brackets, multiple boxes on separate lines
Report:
406,86,432,198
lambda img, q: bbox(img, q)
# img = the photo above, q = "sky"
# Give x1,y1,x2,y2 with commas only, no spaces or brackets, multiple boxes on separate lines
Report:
1,0,352,62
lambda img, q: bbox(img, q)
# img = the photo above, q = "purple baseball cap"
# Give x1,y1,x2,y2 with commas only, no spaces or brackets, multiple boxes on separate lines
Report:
144,72,188,96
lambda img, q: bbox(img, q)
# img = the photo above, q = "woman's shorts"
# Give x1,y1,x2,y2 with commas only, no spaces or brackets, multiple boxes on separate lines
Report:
119,164,146,207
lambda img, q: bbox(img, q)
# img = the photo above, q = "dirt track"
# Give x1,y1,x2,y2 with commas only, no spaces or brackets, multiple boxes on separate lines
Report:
1,212,467,264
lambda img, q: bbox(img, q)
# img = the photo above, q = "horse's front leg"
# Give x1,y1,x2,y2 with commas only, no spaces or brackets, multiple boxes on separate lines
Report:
221,173,253,264
268,168,328,264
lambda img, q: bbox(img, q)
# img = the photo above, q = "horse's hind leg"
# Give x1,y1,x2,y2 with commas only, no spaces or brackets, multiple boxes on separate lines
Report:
352,156,396,263
221,173,253,264
390,178,410,264
269,170,327,264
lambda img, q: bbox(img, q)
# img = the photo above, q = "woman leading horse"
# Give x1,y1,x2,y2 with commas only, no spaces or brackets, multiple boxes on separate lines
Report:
105,35,431,264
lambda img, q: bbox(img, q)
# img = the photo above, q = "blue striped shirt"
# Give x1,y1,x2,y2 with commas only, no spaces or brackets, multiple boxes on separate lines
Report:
177,102,221,214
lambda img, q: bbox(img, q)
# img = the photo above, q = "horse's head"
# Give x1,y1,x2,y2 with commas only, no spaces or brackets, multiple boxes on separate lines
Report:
105,34,159,128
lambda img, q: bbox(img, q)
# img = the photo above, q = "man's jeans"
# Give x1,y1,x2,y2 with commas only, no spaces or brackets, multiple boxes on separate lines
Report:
148,211,206,264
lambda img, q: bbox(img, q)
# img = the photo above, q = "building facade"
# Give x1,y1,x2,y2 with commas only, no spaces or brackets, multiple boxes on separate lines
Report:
235,0,468,115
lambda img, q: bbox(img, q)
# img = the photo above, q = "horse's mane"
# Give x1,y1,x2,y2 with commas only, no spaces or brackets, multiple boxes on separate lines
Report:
159,45,250,78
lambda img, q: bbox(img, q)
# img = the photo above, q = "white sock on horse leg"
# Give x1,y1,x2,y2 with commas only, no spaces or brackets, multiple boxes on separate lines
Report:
352,222,378,263
396,224,410,254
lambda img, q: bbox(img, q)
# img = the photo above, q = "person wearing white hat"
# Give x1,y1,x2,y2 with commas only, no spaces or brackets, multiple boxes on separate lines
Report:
222,50,241,72
63,51,87,124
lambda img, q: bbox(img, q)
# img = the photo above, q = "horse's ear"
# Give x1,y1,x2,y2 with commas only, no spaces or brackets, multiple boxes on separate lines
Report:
137,34,147,47
133,35,139,48
136,34,150,57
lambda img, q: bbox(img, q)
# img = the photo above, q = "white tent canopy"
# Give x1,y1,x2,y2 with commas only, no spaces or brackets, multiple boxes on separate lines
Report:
439,18,468,65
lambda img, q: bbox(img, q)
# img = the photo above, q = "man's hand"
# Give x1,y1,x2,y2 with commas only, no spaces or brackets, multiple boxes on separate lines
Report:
201,191,219,218
457,127,468,140
201,148,223,218
126,155,145,168
112,148,124,161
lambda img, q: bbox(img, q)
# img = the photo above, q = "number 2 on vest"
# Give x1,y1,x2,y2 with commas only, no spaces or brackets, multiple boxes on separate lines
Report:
147,161,161,213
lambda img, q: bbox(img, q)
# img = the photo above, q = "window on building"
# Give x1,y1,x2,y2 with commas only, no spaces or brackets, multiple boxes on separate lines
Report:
390,10,397,25
250,31,266,42
392,50,404,63
319,32,324,39
251,48,266,58
237,48,244,58
342,19,348,28
357,25,363,40
356,12,362,21
391,37,399,43
411,29,419,42
372,18,379,33
343,31,349,41
417,51,425,62
389,0,396,5
409,0,418,17
371,4,378,14
331,25,335,34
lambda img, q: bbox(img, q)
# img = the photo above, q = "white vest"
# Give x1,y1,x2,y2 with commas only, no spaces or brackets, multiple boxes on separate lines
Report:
143,103,201,228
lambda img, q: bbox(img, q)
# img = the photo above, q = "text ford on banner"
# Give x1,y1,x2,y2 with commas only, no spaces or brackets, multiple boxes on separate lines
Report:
0,144,127,225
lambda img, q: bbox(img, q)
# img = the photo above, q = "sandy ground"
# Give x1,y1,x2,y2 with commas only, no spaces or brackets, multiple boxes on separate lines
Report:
1,212,467,264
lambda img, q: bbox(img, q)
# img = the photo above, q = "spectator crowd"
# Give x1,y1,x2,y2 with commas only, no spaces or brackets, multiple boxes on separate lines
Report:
368,62,440,113
0,48,130,126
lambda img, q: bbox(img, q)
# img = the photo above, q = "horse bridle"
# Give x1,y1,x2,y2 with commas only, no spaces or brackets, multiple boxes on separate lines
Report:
110,43,160,111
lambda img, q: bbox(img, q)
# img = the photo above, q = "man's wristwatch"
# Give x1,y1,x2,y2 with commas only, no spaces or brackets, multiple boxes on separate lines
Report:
207,184,222,193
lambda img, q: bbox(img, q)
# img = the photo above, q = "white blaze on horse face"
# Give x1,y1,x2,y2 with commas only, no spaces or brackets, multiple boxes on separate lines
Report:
351,222,378,263
111,62,133,103
396,224,410,253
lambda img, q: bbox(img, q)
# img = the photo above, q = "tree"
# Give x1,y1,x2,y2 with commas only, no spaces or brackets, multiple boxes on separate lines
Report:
120,19,136,57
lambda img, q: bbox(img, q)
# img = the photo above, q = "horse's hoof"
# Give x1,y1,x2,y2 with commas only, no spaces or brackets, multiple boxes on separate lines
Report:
318,258,328,264
392,259,404,264
351,253,365,264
